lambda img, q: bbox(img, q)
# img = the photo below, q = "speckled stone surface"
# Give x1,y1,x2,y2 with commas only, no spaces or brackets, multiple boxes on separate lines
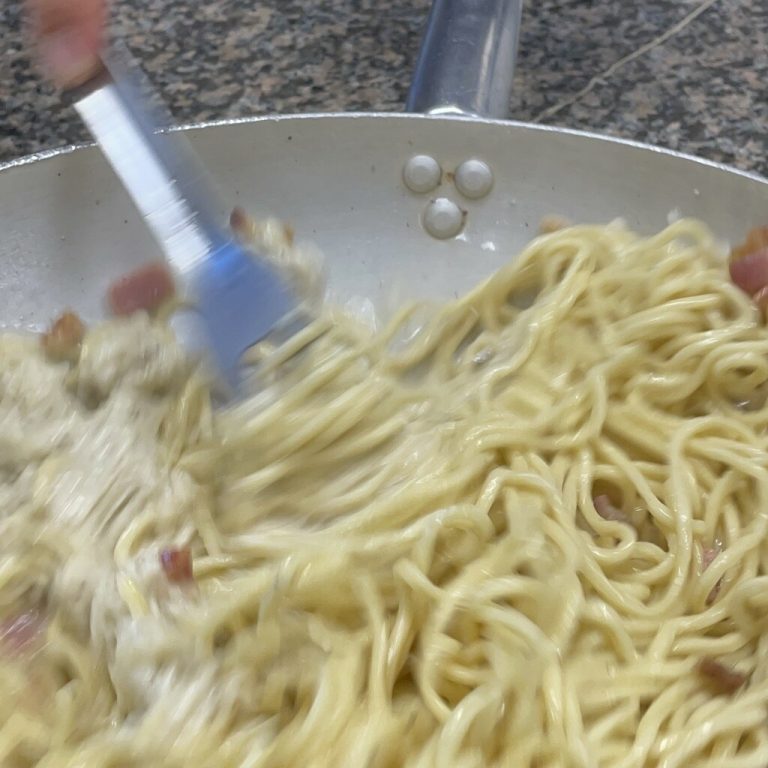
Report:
1,0,766,176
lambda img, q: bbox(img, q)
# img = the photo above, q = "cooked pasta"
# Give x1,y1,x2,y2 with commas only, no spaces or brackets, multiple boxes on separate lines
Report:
2,218,768,767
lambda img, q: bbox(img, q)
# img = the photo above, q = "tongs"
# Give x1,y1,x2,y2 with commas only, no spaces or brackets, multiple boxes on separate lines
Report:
67,49,302,397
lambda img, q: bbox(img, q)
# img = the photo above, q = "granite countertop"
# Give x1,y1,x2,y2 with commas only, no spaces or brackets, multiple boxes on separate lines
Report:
1,0,766,176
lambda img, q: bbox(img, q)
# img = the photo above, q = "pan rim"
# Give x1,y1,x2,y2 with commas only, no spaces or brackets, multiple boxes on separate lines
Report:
1,112,766,188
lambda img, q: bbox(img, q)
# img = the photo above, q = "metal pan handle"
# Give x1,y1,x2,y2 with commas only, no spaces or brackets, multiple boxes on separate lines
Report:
406,0,522,119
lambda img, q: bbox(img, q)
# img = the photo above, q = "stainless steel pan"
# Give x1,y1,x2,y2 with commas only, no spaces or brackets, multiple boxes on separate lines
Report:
0,0,766,331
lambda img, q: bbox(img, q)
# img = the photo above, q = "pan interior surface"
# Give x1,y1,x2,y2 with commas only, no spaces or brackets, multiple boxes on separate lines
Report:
3,113,768,765
0,113,766,331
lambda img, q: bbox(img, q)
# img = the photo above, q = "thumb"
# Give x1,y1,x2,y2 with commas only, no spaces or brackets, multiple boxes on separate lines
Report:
28,0,106,88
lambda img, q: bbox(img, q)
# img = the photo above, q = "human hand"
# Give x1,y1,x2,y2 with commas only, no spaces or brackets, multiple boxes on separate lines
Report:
27,0,106,88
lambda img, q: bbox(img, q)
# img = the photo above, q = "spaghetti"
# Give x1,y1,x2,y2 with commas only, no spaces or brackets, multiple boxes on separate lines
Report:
1,219,768,767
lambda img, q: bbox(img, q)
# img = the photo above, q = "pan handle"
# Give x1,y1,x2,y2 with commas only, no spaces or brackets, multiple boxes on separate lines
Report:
406,0,522,119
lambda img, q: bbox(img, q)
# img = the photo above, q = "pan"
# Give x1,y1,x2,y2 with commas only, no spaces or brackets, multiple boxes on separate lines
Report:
0,0,766,330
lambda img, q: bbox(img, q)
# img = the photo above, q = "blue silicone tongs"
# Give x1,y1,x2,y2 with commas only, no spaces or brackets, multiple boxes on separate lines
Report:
69,49,302,396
